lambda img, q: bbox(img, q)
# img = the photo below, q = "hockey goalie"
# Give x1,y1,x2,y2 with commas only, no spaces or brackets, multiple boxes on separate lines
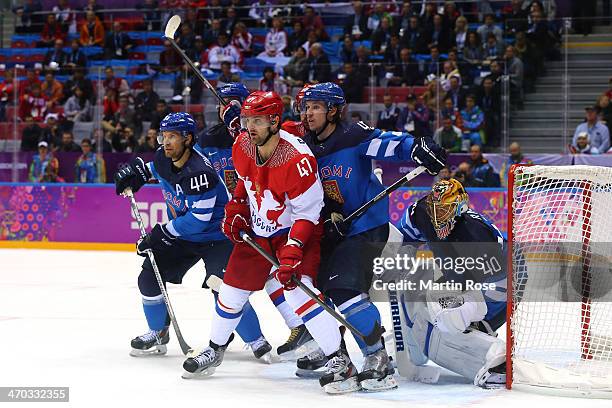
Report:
390,178,508,388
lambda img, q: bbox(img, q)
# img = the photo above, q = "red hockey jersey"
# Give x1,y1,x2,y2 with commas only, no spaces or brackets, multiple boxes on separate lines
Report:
232,129,323,238
281,120,306,138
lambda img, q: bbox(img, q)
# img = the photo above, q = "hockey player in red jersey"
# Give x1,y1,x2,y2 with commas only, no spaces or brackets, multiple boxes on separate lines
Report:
182,91,360,394
280,84,312,137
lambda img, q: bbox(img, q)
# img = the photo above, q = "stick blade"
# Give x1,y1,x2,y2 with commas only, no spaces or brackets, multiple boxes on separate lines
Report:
164,15,182,39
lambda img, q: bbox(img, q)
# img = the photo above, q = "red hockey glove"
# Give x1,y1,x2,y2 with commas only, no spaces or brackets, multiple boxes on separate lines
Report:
276,243,303,291
222,198,251,244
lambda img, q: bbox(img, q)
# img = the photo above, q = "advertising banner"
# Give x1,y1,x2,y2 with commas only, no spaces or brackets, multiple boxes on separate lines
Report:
1,183,506,244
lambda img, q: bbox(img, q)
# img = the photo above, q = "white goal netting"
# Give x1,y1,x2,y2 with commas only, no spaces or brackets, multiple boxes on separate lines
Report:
508,165,612,397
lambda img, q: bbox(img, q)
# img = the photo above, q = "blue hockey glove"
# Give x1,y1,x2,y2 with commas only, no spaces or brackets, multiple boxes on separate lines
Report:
137,224,176,256
410,136,447,175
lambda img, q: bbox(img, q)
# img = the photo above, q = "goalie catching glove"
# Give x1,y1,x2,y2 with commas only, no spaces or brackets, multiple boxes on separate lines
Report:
114,157,151,195
137,223,177,256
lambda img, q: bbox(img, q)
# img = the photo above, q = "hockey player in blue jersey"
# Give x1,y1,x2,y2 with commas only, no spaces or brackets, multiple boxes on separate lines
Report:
396,178,507,388
196,83,314,358
114,112,273,362
295,82,447,391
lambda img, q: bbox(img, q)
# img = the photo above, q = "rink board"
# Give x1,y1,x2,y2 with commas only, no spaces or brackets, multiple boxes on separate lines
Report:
0,183,506,248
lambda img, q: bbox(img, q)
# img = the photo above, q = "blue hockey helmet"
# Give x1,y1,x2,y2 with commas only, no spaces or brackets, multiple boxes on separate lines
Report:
217,83,250,103
301,82,346,111
158,112,197,145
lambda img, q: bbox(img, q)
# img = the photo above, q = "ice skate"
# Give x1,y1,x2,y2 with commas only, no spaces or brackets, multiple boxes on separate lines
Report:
318,349,361,394
277,324,316,359
129,328,169,357
248,336,278,364
358,346,398,392
182,334,234,378
296,347,328,378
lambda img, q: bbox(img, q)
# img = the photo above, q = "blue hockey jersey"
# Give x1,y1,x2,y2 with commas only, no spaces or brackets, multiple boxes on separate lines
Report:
303,121,416,236
195,122,239,195
146,147,228,243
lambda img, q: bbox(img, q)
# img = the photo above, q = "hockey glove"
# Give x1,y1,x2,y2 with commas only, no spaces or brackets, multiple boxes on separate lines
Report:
323,212,351,243
114,157,151,195
410,136,447,176
222,198,251,243
276,242,303,291
137,223,176,257
221,100,242,139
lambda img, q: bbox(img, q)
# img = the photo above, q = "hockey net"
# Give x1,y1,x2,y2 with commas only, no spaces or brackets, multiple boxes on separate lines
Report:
507,165,612,397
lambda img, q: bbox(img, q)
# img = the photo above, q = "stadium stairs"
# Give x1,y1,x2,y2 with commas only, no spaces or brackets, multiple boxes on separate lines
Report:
510,24,612,153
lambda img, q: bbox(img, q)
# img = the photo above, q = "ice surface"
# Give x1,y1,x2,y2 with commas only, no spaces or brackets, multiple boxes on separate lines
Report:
1,249,610,407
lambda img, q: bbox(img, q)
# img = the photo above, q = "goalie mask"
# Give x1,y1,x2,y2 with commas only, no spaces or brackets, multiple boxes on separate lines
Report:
426,178,468,240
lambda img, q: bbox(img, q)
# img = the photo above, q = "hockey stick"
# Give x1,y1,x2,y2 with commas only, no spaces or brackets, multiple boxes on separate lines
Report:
163,15,226,106
123,188,193,356
240,231,385,347
342,166,426,225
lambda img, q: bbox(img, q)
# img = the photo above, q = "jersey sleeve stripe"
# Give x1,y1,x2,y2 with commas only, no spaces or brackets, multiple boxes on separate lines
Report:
192,197,217,209
384,140,401,157
365,138,382,157
166,220,179,237
192,212,213,222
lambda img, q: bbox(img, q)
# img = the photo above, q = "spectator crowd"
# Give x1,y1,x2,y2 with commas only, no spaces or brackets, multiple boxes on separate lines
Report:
3,0,611,184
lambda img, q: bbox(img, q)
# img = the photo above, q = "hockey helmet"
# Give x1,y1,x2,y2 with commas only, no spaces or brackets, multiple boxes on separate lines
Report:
426,178,468,240
240,91,283,128
293,83,314,115
158,112,197,144
301,82,346,111
217,83,250,103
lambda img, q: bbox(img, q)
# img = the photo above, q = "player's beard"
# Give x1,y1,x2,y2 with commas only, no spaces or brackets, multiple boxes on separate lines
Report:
248,125,276,147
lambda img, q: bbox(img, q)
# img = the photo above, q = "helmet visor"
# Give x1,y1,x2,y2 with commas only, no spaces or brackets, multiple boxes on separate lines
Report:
157,130,183,145
240,114,274,130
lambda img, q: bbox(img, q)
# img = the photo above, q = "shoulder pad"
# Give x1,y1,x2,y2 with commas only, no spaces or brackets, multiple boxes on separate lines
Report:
331,122,375,150
179,152,220,195
198,122,232,149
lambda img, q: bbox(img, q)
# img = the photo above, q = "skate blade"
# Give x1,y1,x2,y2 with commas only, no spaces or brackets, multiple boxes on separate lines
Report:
258,351,281,364
295,340,318,359
295,368,326,379
181,366,216,379
479,373,506,389
278,339,318,361
360,375,399,392
323,377,361,394
277,350,296,361
129,345,167,357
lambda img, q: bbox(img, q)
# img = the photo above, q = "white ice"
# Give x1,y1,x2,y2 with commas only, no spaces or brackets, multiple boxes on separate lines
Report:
1,248,611,408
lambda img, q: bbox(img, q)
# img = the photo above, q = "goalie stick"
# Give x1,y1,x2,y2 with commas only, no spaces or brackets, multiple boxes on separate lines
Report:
163,15,226,107
240,231,385,347
123,188,193,356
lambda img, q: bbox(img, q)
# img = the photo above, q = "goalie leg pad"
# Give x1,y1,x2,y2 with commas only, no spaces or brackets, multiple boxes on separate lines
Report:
427,326,506,383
